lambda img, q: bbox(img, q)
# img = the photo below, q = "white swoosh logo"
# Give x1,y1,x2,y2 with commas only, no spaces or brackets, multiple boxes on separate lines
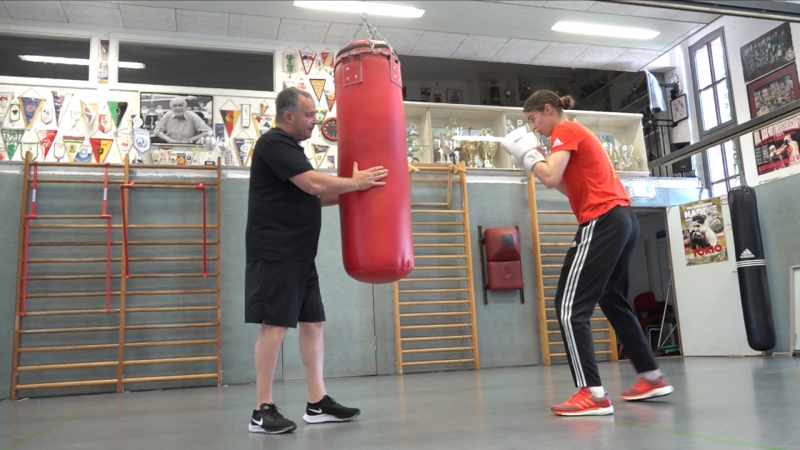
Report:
253,418,263,425
309,408,322,413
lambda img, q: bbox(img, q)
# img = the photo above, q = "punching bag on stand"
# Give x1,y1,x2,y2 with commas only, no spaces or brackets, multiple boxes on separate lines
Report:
728,186,776,351
334,39,414,284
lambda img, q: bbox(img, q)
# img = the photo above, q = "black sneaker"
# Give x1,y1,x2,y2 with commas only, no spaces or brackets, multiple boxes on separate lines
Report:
249,403,297,434
303,395,361,424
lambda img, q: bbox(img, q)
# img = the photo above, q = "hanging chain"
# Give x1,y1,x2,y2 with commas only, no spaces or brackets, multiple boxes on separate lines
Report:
351,13,396,56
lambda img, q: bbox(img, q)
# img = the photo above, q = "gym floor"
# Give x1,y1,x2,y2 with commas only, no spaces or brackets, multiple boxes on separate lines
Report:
1,357,798,450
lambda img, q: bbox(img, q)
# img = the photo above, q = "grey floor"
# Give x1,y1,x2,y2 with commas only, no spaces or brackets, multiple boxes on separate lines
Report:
2,357,799,450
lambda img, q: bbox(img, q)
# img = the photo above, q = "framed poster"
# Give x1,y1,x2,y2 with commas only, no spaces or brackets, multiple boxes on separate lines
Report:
752,112,800,175
679,197,728,266
670,94,688,123
747,63,799,118
740,22,795,84
140,92,213,144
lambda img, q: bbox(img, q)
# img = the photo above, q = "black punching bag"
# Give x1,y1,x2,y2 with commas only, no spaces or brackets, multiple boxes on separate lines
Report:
728,186,776,351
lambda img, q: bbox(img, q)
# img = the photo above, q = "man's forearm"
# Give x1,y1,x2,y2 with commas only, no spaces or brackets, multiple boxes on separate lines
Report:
310,172,359,196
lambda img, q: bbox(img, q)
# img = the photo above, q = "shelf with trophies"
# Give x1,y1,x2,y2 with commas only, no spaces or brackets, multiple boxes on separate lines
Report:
405,101,649,175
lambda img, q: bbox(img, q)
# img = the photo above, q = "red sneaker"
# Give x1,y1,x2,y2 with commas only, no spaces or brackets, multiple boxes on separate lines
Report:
551,388,614,416
620,377,674,401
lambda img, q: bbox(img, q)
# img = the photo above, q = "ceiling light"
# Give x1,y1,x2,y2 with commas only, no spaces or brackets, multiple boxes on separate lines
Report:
293,1,425,18
551,22,660,40
19,55,145,69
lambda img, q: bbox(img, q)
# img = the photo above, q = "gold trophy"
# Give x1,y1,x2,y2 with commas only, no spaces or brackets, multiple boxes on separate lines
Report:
481,128,499,168
463,140,479,167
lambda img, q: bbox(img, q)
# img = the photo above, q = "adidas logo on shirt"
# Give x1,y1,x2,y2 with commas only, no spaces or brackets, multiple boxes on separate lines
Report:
740,249,755,259
552,138,564,148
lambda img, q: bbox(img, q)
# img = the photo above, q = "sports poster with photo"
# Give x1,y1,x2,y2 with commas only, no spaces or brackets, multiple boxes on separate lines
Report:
752,112,800,175
679,198,728,266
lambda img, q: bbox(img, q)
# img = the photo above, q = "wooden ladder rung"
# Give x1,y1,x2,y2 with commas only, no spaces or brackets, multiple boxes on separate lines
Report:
415,255,467,259
413,243,466,247
124,339,217,348
399,311,471,318
412,222,463,226
124,322,218,330
401,358,474,367
540,232,575,236
16,379,119,390
413,232,464,237
413,266,468,270
542,253,568,257
540,243,572,247
25,291,121,299
412,210,464,214
18,361,118,371
399,300,470,306
411,202,449,207
401,335,472,342
411,179,449,183
399,277,468,283
401,346,473,354
26,274,120,281
19,326,120,334
126,306,218,313
398,288,469,294
541,264,562,268
127,273,219,279
123,373,218,383
539,211,573,214
125,289,218,296
544,306,601,312
400,323,471,330
19,344,120,352
124,356,217,365
539,222,578,226
27,257,122,264
24,309,120,316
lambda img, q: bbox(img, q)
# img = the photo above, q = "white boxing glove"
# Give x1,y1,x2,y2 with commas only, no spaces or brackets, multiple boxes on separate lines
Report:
501,127,545,172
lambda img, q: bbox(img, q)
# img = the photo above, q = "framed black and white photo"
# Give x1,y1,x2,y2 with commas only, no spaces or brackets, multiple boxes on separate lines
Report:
140,92,213,144
671,94,688,123
446,88,463,104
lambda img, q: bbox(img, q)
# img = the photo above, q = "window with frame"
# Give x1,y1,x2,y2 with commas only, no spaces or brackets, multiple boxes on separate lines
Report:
117,42,274,92
689,28,740,193
0,34,91,81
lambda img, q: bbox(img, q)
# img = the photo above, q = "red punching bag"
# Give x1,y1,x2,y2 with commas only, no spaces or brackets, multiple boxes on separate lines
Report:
335,39,414,284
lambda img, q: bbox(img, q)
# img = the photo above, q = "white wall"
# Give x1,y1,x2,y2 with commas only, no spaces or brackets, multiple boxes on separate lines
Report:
666,201,760,356
647,16,800,186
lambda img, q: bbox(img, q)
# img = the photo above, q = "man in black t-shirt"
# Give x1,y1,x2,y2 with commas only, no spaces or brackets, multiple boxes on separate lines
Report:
245,87,388,435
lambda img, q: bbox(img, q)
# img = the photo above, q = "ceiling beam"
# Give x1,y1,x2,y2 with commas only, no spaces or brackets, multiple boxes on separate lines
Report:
596,0,800,22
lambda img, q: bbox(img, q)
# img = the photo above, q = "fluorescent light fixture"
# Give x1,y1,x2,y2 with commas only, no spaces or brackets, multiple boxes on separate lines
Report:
19,55,145,69
294,1,425,18
551,22,660,40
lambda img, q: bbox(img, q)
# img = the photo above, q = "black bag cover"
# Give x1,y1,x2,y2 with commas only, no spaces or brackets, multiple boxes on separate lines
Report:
728,186,776,351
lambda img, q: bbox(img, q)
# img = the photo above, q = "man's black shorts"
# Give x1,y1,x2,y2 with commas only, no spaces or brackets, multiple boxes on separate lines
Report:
244,259,326,327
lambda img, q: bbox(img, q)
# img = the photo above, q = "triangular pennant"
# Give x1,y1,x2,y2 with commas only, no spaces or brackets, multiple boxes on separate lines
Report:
20,96,43,130
252,114,272,137
108,101,128,128
133,129,150,154
116,128,133,155
36,128,58,158
221,109,240,137
89,137,113,163
98,114,112,133
81,100,98,125
0,92,14,123
233,137,254,166
299,47,317,75
1,129,24,160
52,139,66,162
62,135,85,163
6,100,21,125
75,143,93,163
21,140,40,162
283,47,296,74
324,90,336,112
52,90,73,126
40,101,54,124
310,79,326,102
324,50,334,71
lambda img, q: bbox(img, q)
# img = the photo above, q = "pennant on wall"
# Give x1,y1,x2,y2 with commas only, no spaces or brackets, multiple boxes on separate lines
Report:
40,101,54,125
283,47,296,74
116,128,133,156
81,100,98,125
89,137,113,163
7,101,21,125
310,79,326,102
324,90,336,111
0,92,14,123
322,49,334,75
299,47,317,75
20,96,43,130
252,114,272,137
133,129,150,154
221,109,240,136
52,139,66,162
98,114,112,133
62,135,85,163
36,128,58,159
75,143,93,163
21,141,39,162
52,90,73,126
233,137,254,166
108,101,128,128
1,129,24,160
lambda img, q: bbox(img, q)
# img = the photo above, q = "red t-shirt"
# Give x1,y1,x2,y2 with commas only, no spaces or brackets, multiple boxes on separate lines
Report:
549,121,631,224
